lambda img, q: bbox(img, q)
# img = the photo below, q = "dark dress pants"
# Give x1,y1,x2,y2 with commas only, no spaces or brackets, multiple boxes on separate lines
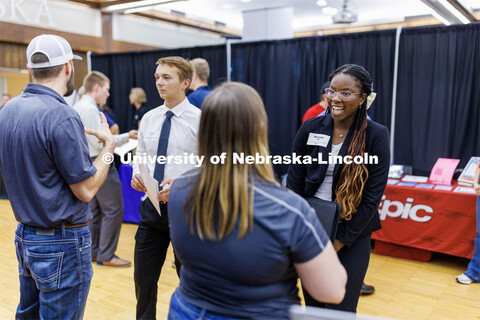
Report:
134,202,181,320
303,233,371,313
88,163,123,262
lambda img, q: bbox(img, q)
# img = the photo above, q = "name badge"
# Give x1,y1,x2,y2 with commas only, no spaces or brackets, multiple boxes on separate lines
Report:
307,133,330,147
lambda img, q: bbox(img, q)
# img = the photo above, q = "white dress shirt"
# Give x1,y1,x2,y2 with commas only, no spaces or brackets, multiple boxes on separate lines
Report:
73,95,129,157
133,98,201,181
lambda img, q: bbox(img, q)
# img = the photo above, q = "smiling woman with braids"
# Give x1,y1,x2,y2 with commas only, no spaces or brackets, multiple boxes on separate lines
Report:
287,64,390,312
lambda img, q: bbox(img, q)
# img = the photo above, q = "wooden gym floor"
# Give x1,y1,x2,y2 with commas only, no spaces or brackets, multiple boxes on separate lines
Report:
0,199,478,319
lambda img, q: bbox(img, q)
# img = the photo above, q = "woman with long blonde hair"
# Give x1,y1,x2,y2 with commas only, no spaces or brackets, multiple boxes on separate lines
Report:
167,82,346,320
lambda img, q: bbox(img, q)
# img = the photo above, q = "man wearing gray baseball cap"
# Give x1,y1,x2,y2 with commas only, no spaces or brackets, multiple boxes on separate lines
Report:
0,34,115,319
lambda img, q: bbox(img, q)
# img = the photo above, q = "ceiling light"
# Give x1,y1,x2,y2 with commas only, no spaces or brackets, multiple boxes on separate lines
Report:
437,0,470,23
241,0,251,3
429,8,452,25
333,0,358,23
420,0,475,25
322,7,338,15
316,0,327,6
102,0,185,13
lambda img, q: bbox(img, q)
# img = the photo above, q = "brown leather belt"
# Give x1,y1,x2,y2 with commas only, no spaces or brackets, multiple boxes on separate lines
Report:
55,222,89,229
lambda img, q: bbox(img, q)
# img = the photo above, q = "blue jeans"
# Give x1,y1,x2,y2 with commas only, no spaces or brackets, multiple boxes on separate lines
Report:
465,196,480,282
168,289,241,320
14,223,93,319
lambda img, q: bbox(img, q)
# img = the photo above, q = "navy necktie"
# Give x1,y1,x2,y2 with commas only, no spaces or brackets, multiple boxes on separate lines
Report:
153,110,174,186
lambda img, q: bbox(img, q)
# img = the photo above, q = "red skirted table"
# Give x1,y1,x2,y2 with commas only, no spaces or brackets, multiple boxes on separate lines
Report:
372,182,477,261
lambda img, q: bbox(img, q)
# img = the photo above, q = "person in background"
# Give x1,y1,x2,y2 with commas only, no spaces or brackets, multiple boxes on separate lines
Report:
73,71,137,268
0,34,115,319
130,56,201,319
78,85,85,99
100,104,118,123
457,163,480,285
1,93,12,108
287,64,390,312
77,86,119,134
168,82,347,320
130,87,149,130
187,58,212,108
302,82,329,123
99,104,120,134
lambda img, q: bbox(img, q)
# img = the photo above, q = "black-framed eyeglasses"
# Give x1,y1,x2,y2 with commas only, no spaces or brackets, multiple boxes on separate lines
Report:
324,88,361,100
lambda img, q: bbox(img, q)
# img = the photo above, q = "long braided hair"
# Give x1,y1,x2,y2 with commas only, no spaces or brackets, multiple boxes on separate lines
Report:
329,64,372,220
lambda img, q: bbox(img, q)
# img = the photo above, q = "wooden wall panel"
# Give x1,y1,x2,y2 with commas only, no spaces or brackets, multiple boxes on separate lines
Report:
73,52,89,91
2,72,30,97
0,21,159,54
0,15,158,90
0,42,28,70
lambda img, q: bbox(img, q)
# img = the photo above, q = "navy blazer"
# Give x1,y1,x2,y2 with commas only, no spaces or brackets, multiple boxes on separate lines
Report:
287,114,390,247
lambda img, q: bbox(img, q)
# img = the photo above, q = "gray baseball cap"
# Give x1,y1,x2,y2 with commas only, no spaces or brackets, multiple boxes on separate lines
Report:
27,34,82,69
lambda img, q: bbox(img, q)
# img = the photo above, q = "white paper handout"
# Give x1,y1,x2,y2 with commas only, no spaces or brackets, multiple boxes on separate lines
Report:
139,163,161,215
401,175,428,183
114,139,138,157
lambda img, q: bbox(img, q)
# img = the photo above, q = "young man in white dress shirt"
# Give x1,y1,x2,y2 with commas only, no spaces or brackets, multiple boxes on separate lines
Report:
73,71,137,268
130,56,201,319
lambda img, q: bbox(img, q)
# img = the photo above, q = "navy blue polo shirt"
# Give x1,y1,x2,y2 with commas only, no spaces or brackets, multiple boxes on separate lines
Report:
187,85,212,108
169,170,329,319
132,104,149,130
98,107,116,128
0,83,96,228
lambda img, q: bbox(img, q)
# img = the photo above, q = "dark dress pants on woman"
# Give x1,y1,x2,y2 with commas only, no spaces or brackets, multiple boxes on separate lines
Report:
303,233,371,313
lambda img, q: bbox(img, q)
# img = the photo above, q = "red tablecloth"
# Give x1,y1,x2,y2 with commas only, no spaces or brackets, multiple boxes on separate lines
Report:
372,182,477,259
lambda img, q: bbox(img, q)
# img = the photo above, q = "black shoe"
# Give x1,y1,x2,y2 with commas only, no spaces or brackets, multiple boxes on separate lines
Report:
360,283,375,295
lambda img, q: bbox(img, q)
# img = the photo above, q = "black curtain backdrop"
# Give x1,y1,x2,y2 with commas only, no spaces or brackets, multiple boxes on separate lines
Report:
231,30,396,176
90,24,480,176
395,23,480,176
91,45,227,132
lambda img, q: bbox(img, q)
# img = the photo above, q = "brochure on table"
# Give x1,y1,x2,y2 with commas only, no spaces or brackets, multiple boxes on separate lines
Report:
454,186,476,194
402,175,428,183
415,183,434,189
428,158,460,185
457,156,480,186
434,185,454,191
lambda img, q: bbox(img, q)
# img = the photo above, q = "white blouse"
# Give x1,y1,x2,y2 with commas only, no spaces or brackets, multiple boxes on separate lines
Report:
314,142,343,201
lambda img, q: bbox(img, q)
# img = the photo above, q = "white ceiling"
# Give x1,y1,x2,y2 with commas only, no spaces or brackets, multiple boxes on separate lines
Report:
150,0,480,32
